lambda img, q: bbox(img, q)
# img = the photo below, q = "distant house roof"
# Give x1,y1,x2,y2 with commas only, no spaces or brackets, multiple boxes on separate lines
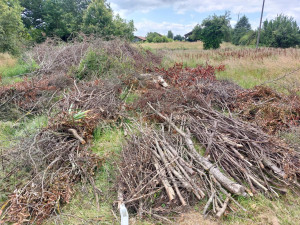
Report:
134,36,146,41
184,31,193,38
153,32,163,37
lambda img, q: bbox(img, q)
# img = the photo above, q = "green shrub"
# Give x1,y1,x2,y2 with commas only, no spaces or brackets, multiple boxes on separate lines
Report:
239,31,256,46
260,14,300,48
146,32,173,43
76,49,110,79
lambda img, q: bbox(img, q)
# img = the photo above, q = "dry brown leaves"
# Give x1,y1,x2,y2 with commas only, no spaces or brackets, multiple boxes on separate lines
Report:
233,86,300,134
0,75,72,120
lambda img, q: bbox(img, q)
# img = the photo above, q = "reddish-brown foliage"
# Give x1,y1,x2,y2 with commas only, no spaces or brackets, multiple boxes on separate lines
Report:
233,86,300,134
0,75,72,120
150,62,225,88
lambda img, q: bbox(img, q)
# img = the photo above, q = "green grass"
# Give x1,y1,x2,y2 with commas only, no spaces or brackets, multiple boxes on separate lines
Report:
0,59,38,85
224,193,300,225
0,60,38,77
0,115,48,148
216,67,268,89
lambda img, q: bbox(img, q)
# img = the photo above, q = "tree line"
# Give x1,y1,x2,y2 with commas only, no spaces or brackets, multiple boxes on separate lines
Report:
0,0,135,55
187,13,300,49
146,13,300,49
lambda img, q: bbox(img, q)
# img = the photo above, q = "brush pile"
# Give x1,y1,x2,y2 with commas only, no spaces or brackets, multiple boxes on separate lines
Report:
234,86,300,134
150,62,225,88
0,75,72,120
120,65,300,220
0,81,121,224
119,126,246,221
120,100,300,219
27,37,161,77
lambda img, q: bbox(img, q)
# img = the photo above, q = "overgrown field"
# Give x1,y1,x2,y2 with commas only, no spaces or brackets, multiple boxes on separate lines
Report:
140,41,300,92
0,41,300,225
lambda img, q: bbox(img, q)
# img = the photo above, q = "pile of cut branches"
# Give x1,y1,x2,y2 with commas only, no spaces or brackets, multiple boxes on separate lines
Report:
134,79,240,116
121,77,300,221
150,62,225,88
0,75,72,121
119,126,246,221
233,86,300,134
119,101,300,220
0,81,122,224
27,37,162,77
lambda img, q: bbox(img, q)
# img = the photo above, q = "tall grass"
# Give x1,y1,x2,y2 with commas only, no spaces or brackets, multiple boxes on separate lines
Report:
0,53,16,68
145,43,300,92
0,53,39,85
138,41,247,51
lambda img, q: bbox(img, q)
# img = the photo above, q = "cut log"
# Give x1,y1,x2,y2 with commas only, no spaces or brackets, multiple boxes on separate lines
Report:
68,129,86,144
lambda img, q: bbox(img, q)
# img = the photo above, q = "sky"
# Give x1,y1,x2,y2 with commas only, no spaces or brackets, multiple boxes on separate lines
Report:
109,0,300,37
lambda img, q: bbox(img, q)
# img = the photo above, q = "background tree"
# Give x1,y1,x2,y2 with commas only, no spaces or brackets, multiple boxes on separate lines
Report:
82,0,135,40
20,0,91,42
0,0,25,55
189,24,202,42
20,0,44,29
174,34,184,41
167,30,174,39
146,32,172,43
260,14,300,48
220,11,232,42
19,0,135,42
82,0,114,36
201,13,231,49
111,15,135,41
232,15,251,45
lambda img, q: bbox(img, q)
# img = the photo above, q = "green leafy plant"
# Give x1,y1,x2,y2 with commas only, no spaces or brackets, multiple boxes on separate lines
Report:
76,49,109,79
68,103,90,121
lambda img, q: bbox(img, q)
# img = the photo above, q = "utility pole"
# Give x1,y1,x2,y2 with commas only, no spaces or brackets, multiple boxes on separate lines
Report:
256,0,266,49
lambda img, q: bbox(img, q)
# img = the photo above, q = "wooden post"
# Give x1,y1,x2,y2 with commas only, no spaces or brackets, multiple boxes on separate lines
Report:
256,0,266,49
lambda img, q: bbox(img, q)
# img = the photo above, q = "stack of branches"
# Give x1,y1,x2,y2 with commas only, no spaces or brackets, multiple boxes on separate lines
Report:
55,79,122,129
134,80,241,117
122,83,300,221
0,81,122,224
26,37,90,75
26,37,162,77
0,75,72,121
145,92,300,193
118,126,247,222
233,86,300,134
149,62,225,88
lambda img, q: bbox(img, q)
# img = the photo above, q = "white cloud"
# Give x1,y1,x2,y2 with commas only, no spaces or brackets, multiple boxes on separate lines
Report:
230,20,237,27
134,19,197,36
110,0,300,23
110,0,300,36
